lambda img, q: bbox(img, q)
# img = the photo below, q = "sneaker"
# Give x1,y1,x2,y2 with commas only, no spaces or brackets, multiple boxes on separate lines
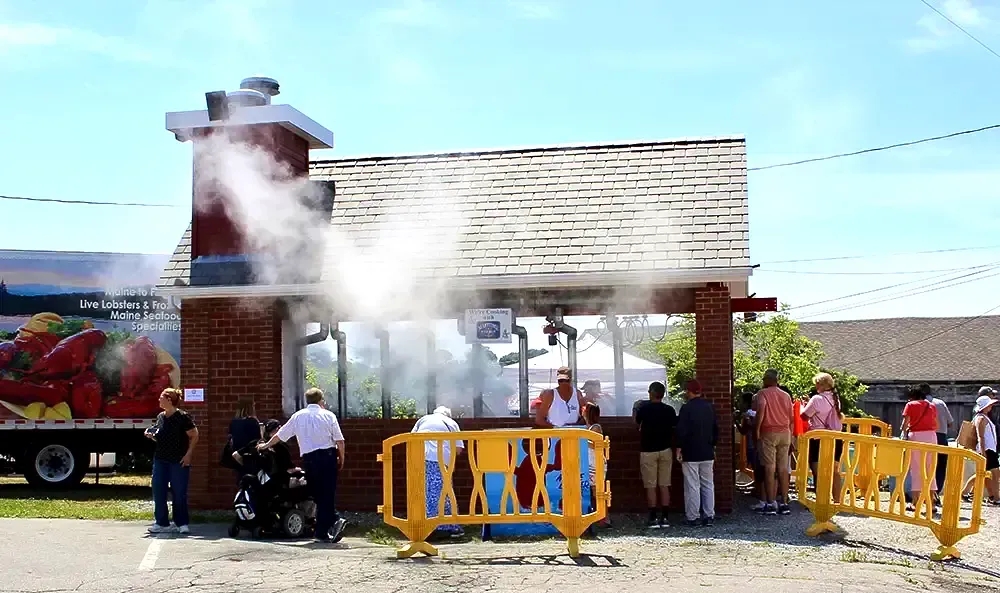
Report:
764,503,778,516
751,502,768,513
658,516,670,529
778,504,791,516
702,516,714,527
177,525,190,535
685,519,701,527
448,527,465,539
329,518,347,543
646,516,661,529
147,524,175,534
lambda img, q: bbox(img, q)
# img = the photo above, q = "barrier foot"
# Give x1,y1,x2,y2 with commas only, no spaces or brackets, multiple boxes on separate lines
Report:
567,537,579,558
397,541,438,559
804,521,838,537
930,545,960,562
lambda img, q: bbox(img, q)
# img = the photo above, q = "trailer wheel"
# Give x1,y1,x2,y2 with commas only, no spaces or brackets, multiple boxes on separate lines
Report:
24,443,87,488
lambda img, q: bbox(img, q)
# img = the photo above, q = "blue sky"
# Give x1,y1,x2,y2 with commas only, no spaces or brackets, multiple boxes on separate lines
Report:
2,0,1000,331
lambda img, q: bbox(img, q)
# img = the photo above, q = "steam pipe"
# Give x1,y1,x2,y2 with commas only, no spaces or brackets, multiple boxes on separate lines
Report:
331,326,348,417
608,314,627,416
426,329,437,415
376,328,392,420
547,307,578,390
295,322,330,411
512,323,529,417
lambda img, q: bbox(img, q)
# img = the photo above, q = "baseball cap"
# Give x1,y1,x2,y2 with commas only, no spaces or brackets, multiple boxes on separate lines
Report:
686,379,703,394
556,366,571,381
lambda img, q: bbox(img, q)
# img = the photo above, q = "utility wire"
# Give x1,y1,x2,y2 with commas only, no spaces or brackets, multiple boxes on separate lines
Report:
918,0,1000,61
0,194,179,208
784,263,1000,311
748,123,1000,172
757,244,1000,265
796,269,1000,319
838,300,1000,368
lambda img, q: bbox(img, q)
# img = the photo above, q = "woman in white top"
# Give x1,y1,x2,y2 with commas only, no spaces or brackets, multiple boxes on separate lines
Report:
412,407,465,536
961,391,1000,505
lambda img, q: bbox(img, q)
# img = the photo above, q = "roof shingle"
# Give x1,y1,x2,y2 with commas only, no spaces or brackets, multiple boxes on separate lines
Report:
158,137,749,288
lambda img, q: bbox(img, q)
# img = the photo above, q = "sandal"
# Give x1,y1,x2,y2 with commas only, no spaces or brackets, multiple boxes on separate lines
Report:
962,493,973,502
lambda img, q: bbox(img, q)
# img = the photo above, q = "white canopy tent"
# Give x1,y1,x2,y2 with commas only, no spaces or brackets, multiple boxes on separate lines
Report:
499,332,668,415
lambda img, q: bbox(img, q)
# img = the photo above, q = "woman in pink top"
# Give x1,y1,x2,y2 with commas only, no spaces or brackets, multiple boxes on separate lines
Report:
801,373,844,503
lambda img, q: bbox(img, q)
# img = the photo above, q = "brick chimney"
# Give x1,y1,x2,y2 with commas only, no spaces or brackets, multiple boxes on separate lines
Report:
165,77,335,286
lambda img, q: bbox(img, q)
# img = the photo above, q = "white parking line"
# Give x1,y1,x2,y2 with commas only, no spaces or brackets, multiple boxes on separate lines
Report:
138,539,164,571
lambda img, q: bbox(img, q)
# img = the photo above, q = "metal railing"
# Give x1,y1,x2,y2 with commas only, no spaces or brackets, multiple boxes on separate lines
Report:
377,428,611,558
795,430,986,561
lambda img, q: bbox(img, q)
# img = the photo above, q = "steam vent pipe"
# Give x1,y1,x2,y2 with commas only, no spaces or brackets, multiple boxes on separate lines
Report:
608,314,627,416
551,308,578,389
297,322,329,410
331,326,348,417
377,329,391,420
512,323,529,417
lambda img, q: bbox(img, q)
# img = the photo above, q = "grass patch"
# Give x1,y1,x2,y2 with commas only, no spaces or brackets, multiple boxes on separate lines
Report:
752,541,775,548
839,549,912,567
366,524,400,546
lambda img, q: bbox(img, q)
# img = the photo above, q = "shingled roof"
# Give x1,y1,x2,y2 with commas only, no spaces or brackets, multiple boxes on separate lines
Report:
159,136,750,290
592,316,1000,384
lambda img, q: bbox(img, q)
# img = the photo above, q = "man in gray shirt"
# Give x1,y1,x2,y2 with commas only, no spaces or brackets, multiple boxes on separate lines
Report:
920,383,953,492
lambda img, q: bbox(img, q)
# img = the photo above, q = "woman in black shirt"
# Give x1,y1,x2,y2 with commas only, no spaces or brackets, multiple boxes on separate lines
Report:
226,399,262,478
145,388,199,535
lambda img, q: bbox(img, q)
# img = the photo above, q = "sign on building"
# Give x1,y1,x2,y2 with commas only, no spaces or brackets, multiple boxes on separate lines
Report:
464,308,513,344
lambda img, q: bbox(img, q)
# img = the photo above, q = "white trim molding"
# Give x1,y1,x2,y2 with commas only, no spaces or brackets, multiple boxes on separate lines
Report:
166,103,335,149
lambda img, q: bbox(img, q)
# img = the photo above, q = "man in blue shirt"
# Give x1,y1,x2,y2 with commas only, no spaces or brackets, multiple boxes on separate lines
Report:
674,379,719,527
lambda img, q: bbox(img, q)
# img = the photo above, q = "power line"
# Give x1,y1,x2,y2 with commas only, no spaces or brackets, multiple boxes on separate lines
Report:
0,194,179,208
918,0,1000,62
756,265,984,276
795,269,1000,319
757,244,1000,265
838,299,1000,368
748,123,1000,172
784,263,1000,311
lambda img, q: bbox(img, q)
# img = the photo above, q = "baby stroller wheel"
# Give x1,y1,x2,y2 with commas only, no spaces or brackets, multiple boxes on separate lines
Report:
282,509,307,538
228,523,240,538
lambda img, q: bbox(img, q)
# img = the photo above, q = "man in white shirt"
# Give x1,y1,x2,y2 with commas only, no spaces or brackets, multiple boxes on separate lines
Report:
259,388,346,543
412,407,464,537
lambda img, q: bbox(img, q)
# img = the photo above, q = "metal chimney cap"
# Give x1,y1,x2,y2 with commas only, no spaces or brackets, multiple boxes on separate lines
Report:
240,76,280,97
226,88,268,108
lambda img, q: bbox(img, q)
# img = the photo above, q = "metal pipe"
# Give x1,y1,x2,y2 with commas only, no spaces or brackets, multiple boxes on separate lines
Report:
512,323,529,417
608,314,627,416
426,328,437,415
471,343,485,418
564,321,578,390
376,328,392,420
331,326,348,417
292,322,329,411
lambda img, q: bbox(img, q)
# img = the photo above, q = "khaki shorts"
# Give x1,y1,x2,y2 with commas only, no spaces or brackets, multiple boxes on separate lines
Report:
639,449,673,489
759,431,792,468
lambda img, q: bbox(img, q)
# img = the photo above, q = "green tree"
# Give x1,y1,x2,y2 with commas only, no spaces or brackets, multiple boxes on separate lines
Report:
647,313,868,417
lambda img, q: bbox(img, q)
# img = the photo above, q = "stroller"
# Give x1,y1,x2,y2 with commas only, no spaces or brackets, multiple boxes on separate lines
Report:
229,442,316,539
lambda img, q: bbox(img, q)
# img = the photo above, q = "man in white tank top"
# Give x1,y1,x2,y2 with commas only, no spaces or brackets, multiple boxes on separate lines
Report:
534,366,583,428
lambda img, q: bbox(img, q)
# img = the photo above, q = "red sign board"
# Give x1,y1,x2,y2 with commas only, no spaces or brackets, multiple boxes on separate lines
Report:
731,297,778,313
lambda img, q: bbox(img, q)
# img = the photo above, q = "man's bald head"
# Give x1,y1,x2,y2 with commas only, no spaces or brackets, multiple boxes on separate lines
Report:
763,369,779,387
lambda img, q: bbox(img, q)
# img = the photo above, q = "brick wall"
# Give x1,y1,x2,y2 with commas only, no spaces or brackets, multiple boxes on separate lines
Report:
694,283,734,513
182,297,283,510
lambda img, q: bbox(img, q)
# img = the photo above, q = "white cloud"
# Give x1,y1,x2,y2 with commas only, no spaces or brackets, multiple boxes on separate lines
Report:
907,0,991,53
0,22,153,62
508,1,558,21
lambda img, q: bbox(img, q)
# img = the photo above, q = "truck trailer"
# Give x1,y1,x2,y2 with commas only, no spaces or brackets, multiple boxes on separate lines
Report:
0,249,179,487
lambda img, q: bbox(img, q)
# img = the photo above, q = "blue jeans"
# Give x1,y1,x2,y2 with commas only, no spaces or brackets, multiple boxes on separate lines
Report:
152,458,190,527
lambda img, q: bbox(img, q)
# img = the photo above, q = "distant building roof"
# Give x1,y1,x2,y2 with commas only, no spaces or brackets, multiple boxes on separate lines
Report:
159,136,750,289
591,315,1000,384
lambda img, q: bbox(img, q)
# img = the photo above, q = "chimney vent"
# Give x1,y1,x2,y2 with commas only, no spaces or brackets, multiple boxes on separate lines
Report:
240,76,280,103
226,88,268,109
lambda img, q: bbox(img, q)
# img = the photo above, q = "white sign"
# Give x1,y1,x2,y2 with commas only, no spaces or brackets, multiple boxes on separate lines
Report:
464,308,513,344
184,388,205,403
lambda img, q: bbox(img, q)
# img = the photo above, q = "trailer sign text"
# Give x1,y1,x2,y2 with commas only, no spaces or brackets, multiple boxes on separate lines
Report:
464,308,513,344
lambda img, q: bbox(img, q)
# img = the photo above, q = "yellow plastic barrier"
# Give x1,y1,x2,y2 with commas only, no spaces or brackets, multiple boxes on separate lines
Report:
377,428,610,559
795,430,986,561
840,418,892,492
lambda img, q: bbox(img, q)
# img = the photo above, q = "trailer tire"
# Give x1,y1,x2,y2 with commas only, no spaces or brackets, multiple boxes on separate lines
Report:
24,442,88,489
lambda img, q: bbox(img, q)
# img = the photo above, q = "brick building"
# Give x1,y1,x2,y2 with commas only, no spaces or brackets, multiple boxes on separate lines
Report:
156,77,764,515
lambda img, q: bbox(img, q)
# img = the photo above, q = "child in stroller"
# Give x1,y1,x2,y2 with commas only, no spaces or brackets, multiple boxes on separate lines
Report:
229,420,316,539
